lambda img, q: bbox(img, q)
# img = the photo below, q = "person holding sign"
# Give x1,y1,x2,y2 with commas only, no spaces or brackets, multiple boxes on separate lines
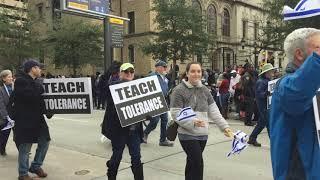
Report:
101,63,144,180
247,63,276,147
143,60,173,146
269,28,320,180
170,62,233,180
0,70,14,156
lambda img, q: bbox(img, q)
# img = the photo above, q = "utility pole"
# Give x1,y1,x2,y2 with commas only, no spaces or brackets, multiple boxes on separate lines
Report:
104,17,112,73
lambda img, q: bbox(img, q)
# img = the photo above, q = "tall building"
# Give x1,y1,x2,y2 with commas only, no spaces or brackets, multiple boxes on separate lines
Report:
110,0,282,74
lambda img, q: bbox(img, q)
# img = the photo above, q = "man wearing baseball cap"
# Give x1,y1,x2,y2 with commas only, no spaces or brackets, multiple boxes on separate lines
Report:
13,59,50,180
248,63,276,147
22,60,44,73
143,60,173,146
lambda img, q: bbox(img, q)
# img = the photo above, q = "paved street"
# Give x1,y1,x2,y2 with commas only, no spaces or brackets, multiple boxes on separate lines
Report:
0,110,272,180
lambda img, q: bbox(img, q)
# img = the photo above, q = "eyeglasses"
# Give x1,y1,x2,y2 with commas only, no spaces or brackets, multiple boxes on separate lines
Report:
122,69,135,74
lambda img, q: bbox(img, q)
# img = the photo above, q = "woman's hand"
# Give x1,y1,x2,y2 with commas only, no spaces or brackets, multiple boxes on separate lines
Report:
194,119,206,127
223,128,234,138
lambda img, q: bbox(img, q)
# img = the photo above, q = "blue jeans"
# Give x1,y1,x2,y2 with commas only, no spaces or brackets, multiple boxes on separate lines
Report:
18,136,50,176
107,130,141,177
144,112,168,142
250,100,269,140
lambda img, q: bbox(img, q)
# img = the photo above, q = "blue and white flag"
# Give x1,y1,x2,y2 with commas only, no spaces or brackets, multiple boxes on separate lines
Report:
1,116,14,131
283,0,320,21
176,107,196,122
227,130,248,157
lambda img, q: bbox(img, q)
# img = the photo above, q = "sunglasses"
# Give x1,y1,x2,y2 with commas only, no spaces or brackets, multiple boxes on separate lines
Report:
122,69,135,74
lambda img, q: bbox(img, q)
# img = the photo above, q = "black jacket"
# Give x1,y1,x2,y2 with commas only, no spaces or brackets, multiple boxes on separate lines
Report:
241,72,256,99
101,80,143,141
12,72,50,145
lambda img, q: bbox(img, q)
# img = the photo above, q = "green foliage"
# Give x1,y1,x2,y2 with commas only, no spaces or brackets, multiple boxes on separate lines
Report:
49,18,103,75
0,2,40,70
260,0,320,50
142,0,215,64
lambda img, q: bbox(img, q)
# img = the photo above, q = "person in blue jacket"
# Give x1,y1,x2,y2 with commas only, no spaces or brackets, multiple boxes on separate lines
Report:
269,28,320,180
248,63,276,147
143,60,173,146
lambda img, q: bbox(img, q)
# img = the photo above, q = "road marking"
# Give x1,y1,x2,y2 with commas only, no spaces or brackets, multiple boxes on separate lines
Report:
51,117,89,123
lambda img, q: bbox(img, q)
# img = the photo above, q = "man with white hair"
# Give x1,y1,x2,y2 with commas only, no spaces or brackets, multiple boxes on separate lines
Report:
269,28,320,180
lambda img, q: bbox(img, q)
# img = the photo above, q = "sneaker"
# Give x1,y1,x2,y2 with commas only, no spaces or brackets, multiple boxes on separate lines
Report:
142,133,148,143
29,167,47,178
248,139,262,147
159,140,174,147
18,175,33,180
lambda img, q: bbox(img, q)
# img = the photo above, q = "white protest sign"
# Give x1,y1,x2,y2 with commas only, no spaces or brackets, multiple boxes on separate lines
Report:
42,78,93,114
109,76,169,127
312,90,320,147
267,78,279,109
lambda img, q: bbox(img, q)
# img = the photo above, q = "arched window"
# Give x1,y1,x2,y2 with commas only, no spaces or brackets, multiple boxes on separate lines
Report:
192,0,202,14
222,8,230,37
207,5,217,34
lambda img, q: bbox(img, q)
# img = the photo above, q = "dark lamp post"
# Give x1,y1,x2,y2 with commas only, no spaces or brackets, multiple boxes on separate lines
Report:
253,42,258,69
240,38,245,49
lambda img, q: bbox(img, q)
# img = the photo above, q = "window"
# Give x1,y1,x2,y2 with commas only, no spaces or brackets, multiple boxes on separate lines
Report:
254,22,258,40
226,53,231,66
128,11,135,34
128,45,135,63
222,9,230,37
242,20,247,38
192,0,202,13
207,5,217,34
37,3,43,18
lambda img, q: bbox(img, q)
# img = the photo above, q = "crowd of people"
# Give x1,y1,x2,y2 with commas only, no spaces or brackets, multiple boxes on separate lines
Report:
0,27,320,180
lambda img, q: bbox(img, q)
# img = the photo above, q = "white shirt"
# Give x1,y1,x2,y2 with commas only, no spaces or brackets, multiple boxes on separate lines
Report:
229,74,241,96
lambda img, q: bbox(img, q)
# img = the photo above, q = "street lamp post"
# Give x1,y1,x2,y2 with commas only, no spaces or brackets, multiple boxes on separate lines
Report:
253,42,258,69
221,48,225,71
241,38,246,50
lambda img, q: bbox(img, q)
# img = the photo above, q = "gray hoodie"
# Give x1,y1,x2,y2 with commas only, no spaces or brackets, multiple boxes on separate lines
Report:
170,79,229,140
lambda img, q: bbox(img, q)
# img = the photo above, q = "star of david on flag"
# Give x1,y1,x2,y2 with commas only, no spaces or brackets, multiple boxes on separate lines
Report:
227,130,248,157
283,0,320,21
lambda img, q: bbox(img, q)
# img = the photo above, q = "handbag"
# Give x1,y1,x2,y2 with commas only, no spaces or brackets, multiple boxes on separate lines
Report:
166,88,197,141
166,120,178,141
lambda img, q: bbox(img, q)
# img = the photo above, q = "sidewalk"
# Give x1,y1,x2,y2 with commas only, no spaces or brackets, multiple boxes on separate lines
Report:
0,118,273,180
0,140,108,180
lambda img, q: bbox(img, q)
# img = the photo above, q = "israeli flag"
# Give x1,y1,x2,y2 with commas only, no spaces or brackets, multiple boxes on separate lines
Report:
176,107,196,122
283,0,320,21
227,130,248,157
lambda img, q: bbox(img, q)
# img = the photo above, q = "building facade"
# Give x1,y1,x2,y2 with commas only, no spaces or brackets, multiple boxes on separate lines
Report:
1,0,283,75
110,0,282,74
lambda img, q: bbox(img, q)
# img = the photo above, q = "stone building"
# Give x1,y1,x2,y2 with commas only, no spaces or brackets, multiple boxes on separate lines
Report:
1,0,283,75
110,0,283,74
